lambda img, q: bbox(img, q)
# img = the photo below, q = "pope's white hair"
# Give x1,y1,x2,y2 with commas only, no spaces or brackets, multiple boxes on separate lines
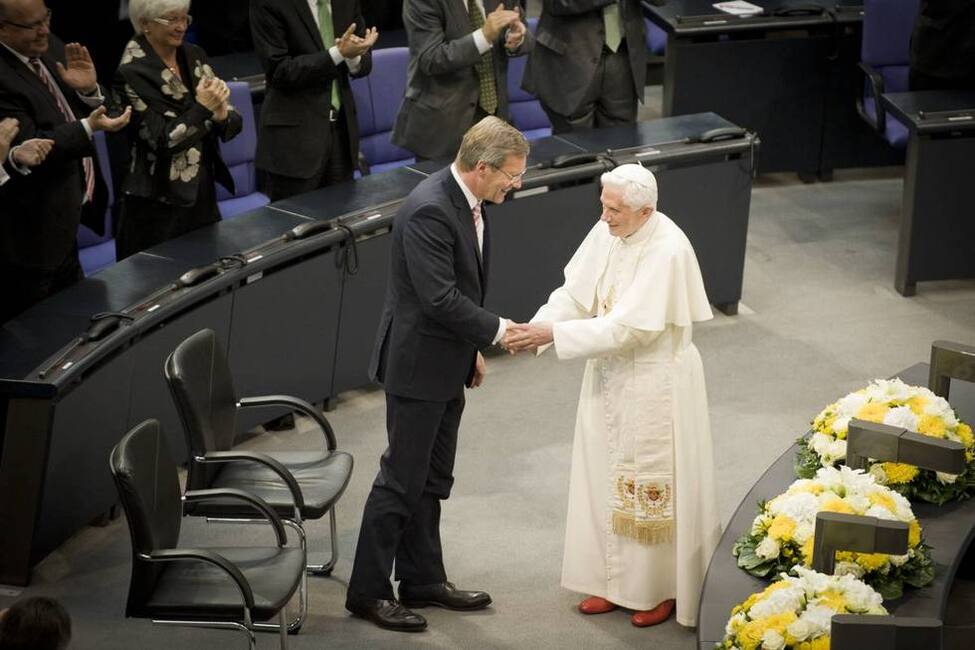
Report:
600,164,658,211
129,0,190,31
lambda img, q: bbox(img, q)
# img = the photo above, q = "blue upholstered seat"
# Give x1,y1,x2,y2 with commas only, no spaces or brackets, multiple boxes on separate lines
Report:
77,130,116,276
858,0,919,148
216,81,270,218
351,47,416,174
645,18,666,56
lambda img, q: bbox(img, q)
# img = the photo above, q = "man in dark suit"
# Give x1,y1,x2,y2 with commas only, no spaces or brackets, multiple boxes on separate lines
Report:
250,0,378,201
909,0,975,91
346,117,529,632
523,0,646,134
0,0,130,323
392,0,532,160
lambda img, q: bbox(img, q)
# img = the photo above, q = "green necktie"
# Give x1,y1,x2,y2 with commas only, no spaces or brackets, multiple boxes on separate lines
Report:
318,0,342,110
603,1,622,53
467,0,498,115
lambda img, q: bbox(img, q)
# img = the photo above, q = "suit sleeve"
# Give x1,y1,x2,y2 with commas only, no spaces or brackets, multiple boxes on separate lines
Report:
542,0,615,17
402,205,499,346
349,0,373,78
406,0,484,77
0,92,92,168
250,0,340,90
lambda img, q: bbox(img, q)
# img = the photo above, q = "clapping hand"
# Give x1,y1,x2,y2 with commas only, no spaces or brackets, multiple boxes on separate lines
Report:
13,138,55,167
0,117,17,161
504,8,527,50
482,4,521,42
336,23,379,59
196,77,230,120
503,321,554,354
56,43,98,95
88,105,132,133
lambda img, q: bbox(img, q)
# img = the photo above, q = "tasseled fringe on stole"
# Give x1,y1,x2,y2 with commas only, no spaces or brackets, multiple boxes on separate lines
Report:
612,512,674,546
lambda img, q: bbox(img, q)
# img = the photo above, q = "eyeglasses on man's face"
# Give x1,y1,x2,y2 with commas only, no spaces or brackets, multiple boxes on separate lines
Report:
490,163,528,184
0,8,52,32
152,14,193,27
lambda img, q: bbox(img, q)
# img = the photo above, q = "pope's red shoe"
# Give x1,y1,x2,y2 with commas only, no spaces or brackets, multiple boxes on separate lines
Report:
578,596,617,615
631,599,675,627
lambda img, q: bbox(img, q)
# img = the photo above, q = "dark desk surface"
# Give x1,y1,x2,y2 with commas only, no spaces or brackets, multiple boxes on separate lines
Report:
882,91,975,135
698,363,975,647
0,253,187,379
645,0,863,34
555,112,740,153
147,206,310,266
271,166,425,219
407,135,585,176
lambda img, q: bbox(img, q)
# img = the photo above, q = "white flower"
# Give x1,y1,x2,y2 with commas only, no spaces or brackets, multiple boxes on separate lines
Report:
884,405,919,431
801,604,838,634
751,513,772,536
725,611,746,635
834,561,865,578
769,492,819,523
786,617,815,642
749,584,805,620
761,629,785,650
937,471,959,484
832,415,852,435
836,392,869,417
868,464,887,484
889,553,910,567
755,536,780,559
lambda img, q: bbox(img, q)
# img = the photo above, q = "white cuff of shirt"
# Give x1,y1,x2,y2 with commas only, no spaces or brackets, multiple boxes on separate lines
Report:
77,87,104,107
329,45,362,73
80,118,94,138
0,164,9,186
7,147,30,175
473,28,492,53
492,317,507,345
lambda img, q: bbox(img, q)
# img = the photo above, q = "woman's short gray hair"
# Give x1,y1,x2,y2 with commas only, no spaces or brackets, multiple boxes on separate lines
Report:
129,0,190,32
600,164,658,211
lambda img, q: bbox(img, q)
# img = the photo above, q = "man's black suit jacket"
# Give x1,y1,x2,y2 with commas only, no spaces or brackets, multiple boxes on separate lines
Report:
910,0,975,89
369,167,500,402
0,37,107,271
250,0,372,180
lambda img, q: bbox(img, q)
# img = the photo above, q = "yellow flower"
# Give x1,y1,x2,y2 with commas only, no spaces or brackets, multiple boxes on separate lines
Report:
857,402,890,423
867,490,897,514
909,519,921,548
820,497,856,515
800,537,815,565
906,395,928,414
917,415,947,438
957,422,973,449
855,552,890,572
797,637,831,650
768,515,797,541
815,588,848,611
794,483,826,495
739,612,798,650
879,462,920,485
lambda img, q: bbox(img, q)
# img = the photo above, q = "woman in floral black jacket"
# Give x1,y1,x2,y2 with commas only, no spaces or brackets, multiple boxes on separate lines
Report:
112,0,241,259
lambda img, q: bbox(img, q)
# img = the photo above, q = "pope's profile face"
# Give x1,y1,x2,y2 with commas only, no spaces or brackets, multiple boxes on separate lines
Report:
599,185,651,238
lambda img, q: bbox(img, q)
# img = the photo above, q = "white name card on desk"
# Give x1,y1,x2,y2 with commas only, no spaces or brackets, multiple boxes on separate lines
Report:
713,1,763,15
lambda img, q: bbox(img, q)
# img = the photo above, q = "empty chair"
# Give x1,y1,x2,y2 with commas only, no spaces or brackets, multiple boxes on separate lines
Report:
110,419,304,649
506,18,552,140
857,0,920,148
217,82,270,218
351,47,415,174
77,131,116,275
164,328,354,631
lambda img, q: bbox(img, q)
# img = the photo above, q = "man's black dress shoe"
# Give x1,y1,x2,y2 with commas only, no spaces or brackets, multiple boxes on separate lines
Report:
398,581,492,611
345,596,427,632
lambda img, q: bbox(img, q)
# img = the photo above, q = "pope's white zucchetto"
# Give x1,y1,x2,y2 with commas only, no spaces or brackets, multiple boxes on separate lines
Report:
600,163,658,211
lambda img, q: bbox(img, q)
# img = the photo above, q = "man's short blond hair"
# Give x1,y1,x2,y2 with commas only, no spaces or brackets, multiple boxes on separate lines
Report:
455,116,529,171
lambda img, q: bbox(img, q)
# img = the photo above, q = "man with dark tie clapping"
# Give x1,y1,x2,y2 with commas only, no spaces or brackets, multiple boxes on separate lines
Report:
0,0,130,323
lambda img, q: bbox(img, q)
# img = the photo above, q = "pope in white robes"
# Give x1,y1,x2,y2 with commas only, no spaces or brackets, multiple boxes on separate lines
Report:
505,164,721,628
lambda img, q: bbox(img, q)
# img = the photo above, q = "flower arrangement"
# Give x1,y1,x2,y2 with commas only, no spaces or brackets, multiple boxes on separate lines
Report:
716,566,888,650
795,378,975,505
733,466,934,600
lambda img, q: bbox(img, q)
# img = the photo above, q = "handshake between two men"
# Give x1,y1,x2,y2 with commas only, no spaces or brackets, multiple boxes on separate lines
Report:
500,320,553,354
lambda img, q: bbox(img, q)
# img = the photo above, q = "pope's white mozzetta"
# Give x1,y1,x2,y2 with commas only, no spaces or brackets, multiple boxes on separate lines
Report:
530,166,720,626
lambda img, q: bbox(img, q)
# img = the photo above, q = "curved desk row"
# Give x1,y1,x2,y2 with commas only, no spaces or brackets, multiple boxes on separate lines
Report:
697,364,975,650
0,114,757,585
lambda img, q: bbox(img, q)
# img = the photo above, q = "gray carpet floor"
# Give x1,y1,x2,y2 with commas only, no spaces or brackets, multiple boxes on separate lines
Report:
4,99,975,650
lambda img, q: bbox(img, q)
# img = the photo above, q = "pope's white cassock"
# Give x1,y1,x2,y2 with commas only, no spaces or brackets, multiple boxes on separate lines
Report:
531,211,721,627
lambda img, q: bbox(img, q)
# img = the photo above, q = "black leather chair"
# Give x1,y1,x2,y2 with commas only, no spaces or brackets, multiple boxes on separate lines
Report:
110,419,304,649
164,328,354,631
